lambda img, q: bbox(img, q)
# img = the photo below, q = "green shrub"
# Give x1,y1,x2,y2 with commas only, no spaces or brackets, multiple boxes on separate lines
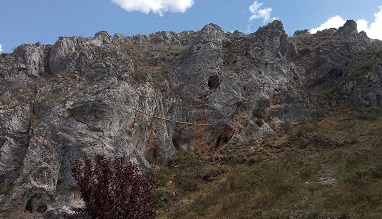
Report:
293,29,310,36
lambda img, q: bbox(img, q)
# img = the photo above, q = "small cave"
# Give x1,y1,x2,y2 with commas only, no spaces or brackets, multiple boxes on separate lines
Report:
0,137,5,148
36,204,48,213
255,119,264,127
24,195,48,214
208,75,220,90
309,67,344,90
214,125,234,149
25,199,33,213
327,68,343,79
377,94,381,106
167,105,175,115
171,127,182,151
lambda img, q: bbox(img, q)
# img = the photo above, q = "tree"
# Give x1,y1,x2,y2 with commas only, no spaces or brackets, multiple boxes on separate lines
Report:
71,155,157,219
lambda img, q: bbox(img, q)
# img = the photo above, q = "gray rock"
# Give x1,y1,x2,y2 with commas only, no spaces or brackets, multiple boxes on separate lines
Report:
316,169,337,187
337,20,358,35
49,37,77,74
14,44,48,77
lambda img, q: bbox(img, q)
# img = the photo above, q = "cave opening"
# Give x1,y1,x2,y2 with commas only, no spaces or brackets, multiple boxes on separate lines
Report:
377,94,381,106
208,75,220,90
25,199,33,213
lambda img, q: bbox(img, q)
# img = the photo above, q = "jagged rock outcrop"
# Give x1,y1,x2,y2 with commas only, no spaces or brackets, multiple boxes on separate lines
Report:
292,19,381,108
337,20,358,35
14,44,49,77
168,21,304,153
0,20,381,218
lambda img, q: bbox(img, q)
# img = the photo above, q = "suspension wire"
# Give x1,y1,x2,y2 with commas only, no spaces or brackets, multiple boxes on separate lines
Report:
130,107,211,126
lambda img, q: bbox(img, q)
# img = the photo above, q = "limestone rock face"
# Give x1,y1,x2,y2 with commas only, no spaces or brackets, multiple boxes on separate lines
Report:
291,19,380,108
14,44,49,77
0,20,381,218
337,20,358,35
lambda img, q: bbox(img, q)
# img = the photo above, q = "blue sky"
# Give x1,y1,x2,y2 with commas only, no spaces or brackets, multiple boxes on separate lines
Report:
0,0,381,53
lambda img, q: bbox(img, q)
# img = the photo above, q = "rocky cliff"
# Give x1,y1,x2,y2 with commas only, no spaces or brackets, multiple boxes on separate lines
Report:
0,20,381,218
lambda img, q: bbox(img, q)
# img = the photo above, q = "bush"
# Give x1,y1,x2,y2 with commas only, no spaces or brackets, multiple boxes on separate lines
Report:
71,155,157,219
293,29,310,36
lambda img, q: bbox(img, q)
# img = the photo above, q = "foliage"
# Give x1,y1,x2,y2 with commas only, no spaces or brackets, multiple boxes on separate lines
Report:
71,155,157,219
293,29,310,36
168,149,207,169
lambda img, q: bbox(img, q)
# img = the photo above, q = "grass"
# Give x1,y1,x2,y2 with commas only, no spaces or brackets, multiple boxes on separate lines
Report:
153,106,382,218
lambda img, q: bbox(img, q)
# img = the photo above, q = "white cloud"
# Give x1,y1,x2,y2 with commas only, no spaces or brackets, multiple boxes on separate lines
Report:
0,44,2,53
310,15,346,33
111,0,194,16
310,6,382,40
357,6,382,40
249,1,277,23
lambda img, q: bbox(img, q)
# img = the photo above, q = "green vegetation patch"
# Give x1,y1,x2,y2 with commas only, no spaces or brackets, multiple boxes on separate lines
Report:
155,107,382,219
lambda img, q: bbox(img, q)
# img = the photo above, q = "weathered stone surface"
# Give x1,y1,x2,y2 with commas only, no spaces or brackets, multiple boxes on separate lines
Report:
0,19,382,218
337,20,358,35
291,19,377,108
14,44,49,77
317,169,337,187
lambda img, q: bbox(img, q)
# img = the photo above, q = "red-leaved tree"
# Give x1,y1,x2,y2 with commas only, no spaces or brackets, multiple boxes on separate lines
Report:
71,155,157,219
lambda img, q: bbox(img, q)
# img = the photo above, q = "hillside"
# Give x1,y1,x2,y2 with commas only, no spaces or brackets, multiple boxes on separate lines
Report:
0,19,382,218
155,107,382,218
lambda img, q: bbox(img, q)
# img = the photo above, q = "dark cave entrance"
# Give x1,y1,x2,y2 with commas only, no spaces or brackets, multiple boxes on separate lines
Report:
208,75,220,90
